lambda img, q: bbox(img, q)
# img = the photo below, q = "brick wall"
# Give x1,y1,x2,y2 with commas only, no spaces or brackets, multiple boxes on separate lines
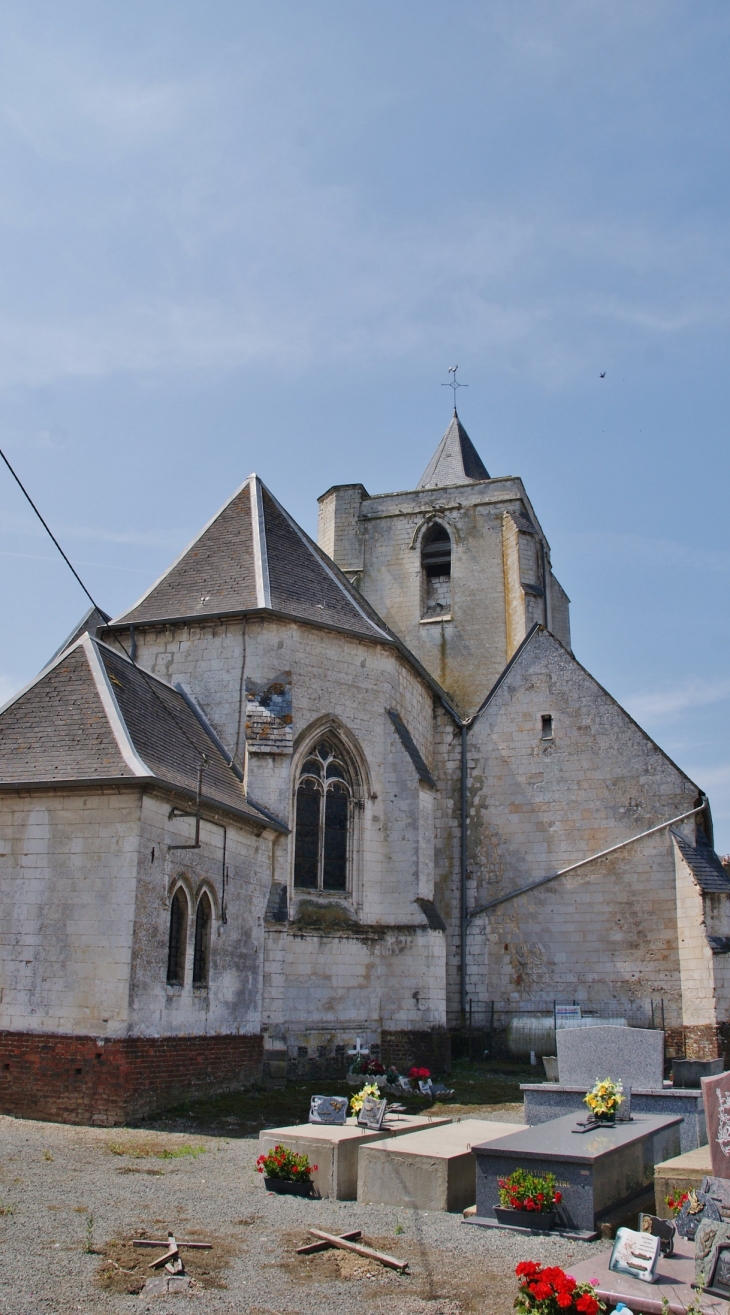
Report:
0,1031,262,1126
381,1027,451,1075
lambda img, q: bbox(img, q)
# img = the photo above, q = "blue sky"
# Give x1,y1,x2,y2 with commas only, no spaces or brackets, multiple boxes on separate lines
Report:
0,2,729,849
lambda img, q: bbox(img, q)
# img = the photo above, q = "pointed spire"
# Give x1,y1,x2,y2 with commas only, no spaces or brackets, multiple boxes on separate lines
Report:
416,410,490,490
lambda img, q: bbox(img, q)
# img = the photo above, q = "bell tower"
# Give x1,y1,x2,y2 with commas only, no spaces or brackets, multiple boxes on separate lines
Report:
318,412,571,716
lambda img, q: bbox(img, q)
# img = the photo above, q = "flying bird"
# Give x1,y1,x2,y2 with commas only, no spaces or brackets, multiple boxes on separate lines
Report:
600,372,606,378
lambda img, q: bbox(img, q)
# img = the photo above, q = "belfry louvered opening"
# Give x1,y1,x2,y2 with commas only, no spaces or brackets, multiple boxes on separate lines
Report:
421,522,451,618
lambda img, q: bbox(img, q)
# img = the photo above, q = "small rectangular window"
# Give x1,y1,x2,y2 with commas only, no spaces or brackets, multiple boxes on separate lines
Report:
541,714,553,740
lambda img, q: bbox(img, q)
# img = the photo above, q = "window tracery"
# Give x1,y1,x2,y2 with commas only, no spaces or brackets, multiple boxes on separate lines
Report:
293,738,352,892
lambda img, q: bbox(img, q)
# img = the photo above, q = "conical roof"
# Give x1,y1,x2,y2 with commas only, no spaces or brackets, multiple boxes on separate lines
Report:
417,411,490,490
111,475,390,641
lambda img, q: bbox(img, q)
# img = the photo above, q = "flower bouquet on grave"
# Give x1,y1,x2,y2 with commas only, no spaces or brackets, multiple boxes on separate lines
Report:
583,1077,624,1125
514,1261,605,1315
496,1169,563,1230
256,1145,318,1197
349,1083,381,1115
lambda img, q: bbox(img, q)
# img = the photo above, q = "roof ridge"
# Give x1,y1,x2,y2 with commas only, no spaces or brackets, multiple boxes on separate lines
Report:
249,475,272,609
84,637,151,777
109,473,255,625
259,479,393,641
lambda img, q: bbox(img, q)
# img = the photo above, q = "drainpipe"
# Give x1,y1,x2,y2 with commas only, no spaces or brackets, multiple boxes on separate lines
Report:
460,722,468,1023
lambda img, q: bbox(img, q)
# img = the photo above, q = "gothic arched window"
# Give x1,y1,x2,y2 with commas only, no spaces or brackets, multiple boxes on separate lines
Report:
167,887,188,986
193,891,212,987
294,739,352,892
421,522,451,617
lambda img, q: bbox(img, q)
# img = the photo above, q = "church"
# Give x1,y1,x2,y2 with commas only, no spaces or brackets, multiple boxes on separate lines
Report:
0,411,728,1125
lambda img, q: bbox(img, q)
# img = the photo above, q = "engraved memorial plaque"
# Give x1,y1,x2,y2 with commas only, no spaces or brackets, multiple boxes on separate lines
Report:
357,1094,387,1130
309,1095,348,1125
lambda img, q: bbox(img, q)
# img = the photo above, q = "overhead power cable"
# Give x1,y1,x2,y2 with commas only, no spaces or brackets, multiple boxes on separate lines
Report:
0,445,207,765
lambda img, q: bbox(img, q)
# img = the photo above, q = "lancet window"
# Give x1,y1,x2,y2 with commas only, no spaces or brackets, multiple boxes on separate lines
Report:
293,738,352,892
193,891,212,987
166,887,188,986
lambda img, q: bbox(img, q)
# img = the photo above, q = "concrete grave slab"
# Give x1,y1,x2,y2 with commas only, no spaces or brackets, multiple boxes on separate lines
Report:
556,1025,664,1090
356,1118,527,1213
473,1111,683,1232
258,1113,452,1200
654,1144,713,1216
702,1071,730,1179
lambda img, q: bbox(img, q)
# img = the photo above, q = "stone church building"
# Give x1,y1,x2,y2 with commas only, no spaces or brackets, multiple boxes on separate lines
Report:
0,412,728,1124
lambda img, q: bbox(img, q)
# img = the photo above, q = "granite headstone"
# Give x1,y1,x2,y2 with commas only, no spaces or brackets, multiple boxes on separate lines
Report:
702,1071,730,1179
556,1026,664,1090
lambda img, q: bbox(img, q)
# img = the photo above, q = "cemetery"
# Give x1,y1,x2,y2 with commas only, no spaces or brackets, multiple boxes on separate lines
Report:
4,1027,730,1311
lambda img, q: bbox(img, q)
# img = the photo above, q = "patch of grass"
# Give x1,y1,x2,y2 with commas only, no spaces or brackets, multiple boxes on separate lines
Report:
135,1056,533,1139
42,1149,54,1161
84,1214,94,1254
0,1201,15,1217
394,1222,405,1235
107,1140,205,1160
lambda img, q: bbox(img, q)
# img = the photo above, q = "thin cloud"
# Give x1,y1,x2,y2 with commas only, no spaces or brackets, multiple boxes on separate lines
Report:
625,679,730,723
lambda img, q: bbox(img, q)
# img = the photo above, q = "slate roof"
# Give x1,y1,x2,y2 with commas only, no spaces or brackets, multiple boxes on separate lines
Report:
0,636,284,830
111,475,390,642
672,830,730,893
417,411,490,490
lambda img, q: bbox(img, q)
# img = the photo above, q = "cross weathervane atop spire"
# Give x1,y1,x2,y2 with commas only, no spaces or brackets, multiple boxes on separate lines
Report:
442,365,468,414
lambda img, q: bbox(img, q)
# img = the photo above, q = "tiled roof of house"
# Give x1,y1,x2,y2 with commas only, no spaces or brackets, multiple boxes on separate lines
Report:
110,475,390,642
417,411,490,489
0,636,284,830
672,830,730,893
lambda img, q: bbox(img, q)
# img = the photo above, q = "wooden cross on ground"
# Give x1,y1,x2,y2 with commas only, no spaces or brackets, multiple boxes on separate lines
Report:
133,1233,212,1274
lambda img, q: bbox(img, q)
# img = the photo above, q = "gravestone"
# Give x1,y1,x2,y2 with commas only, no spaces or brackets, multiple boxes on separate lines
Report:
309,1095,348,1125
357,1094,387,1130
695,1218,730,1295
702,1070,730,1179
556,1026,664,1091
675,1190,721,1240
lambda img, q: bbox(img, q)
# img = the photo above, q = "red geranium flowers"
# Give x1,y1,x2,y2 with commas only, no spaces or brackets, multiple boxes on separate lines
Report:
515,1262,604,1315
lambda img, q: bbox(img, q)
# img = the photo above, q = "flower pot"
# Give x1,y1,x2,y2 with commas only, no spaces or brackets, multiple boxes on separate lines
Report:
494,1207,557,1231
591,1112,616,1125
263,1177,314,1197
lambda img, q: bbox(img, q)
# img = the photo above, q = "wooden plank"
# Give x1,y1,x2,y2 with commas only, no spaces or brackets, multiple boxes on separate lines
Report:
307,1228,408,1272
296,1230,362,1255
134,1239,212,1249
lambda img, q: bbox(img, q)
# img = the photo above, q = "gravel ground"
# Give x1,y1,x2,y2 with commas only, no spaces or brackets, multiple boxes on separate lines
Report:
0,1111,611,1315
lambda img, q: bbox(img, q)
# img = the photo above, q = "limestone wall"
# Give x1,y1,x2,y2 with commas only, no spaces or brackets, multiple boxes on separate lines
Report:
320,476,571,717
464,628,698,1023
126,790,272,1038
0,788,142,1036
105,616,448,1048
